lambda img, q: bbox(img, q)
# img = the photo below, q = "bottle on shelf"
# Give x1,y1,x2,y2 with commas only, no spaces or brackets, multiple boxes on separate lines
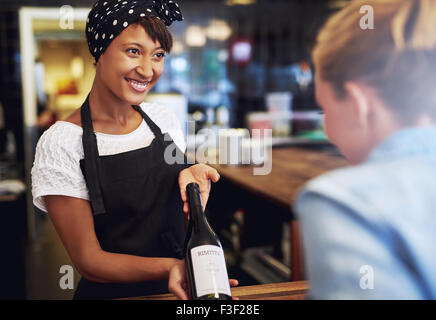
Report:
216,104,230,128
5,130,16,161
185,182,232,300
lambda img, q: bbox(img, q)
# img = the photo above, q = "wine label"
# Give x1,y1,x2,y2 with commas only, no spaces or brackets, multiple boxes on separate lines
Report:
190,245,231,298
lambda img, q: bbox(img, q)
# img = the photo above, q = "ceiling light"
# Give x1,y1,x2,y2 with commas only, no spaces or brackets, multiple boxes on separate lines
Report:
70,56,84,79
226,0,256,6
185,25,206,47
172,40,184,55
206,19,232,41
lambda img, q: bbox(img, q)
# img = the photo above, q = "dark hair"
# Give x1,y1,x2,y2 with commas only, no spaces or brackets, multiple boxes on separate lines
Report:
137,15,173,53
91,0,173,53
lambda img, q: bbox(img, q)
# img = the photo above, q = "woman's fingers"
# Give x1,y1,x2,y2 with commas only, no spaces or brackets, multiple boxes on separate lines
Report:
200,180,211,209
229,279,239,287
179,165,221,213
205,165,220,183
168,260,189,300
229,278,239,299
173,284,189,300
180,189,187,203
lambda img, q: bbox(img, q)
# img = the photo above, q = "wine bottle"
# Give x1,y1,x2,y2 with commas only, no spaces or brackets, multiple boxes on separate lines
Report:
185,182,232,300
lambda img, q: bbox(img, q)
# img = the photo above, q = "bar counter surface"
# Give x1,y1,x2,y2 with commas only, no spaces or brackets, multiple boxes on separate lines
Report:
208,146,348,208
120,281,309,300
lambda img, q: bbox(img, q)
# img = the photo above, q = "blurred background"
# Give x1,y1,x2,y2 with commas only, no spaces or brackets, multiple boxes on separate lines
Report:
0,0,350,299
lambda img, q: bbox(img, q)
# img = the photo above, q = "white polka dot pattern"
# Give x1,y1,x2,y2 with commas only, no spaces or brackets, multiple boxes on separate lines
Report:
31,102,186,213
86,0,183,62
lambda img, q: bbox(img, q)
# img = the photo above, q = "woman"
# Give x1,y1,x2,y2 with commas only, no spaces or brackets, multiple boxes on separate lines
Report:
31,0,228,300
295,0,436,299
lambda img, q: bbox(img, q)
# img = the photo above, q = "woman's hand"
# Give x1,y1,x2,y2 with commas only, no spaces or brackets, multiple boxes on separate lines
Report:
168,259,239,300
179,164,220,214
168,259,189,300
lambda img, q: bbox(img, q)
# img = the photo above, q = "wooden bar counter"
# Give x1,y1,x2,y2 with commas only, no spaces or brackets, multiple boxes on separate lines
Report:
123,281,309,300
208,147,347,207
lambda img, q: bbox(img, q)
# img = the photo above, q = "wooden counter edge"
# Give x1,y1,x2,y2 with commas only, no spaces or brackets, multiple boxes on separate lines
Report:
120,281,309,300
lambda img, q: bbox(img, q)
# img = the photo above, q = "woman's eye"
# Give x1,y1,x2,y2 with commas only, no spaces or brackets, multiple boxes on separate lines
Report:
127,48,140,55
155,52,166,58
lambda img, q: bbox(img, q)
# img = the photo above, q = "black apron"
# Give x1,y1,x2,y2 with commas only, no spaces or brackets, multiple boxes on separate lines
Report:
73,96,187,300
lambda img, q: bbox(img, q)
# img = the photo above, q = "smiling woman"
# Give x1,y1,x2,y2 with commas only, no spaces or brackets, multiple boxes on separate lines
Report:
30,0,223,300
95,22,167,107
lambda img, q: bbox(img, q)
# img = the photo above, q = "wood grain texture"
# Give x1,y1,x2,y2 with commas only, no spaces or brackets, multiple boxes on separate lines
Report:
121,281,309,300
208,147,348,209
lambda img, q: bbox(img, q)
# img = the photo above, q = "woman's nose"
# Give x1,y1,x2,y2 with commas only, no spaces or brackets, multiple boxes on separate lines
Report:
136,59,153,79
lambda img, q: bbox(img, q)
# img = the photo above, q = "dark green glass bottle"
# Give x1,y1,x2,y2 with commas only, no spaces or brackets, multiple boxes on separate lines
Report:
185,182,232,300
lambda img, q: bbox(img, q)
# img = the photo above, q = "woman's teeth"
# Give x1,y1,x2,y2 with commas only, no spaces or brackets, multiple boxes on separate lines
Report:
128,79,149,91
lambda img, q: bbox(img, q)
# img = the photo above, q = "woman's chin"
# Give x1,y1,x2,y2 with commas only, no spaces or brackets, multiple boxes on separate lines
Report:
131,97,146,106
124,93,148,106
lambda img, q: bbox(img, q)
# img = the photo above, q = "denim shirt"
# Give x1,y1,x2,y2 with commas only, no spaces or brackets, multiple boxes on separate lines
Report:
294,127,436,299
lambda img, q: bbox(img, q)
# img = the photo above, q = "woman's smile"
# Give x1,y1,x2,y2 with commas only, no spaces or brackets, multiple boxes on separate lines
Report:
96,23,165,105
125,77,150,93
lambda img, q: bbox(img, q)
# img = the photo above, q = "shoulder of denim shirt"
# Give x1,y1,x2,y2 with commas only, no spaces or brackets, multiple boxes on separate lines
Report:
293,163,385,223
294,146,436,227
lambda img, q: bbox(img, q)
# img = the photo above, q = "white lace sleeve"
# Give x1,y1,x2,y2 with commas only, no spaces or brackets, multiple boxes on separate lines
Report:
31,123,89,213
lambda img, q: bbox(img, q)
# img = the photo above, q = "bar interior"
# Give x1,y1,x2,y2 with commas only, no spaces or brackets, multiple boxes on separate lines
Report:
1,0,434,301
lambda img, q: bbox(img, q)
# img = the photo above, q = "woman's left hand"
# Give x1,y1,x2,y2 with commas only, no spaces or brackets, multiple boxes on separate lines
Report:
178,164,220,214
168,259,239,300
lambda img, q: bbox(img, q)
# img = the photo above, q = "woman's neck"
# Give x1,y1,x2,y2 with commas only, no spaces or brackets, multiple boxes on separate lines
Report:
89,79,133,126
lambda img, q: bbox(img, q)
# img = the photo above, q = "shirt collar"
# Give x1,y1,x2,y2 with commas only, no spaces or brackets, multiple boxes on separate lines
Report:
366,126,436,163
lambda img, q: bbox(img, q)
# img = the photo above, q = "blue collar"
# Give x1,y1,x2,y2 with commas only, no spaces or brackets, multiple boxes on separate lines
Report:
367,126,436,163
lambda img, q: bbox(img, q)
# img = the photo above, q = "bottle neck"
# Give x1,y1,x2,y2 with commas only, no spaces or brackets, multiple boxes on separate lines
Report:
190,204,211,234
187,182,214,235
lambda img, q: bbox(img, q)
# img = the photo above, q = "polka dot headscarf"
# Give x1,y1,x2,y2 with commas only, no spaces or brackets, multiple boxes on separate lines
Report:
86,0,183,62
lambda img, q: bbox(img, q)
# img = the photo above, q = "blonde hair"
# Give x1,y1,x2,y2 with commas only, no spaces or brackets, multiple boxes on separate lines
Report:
313,0,436,123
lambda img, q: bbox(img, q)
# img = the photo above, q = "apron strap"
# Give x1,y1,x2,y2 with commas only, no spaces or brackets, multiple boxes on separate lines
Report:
80,95,106,215
81,100,185,216
133,105,192,254
133,104,189,167
132,105,165,145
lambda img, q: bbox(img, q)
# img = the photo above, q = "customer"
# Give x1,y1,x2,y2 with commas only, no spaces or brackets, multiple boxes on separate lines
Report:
294,0,436,299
